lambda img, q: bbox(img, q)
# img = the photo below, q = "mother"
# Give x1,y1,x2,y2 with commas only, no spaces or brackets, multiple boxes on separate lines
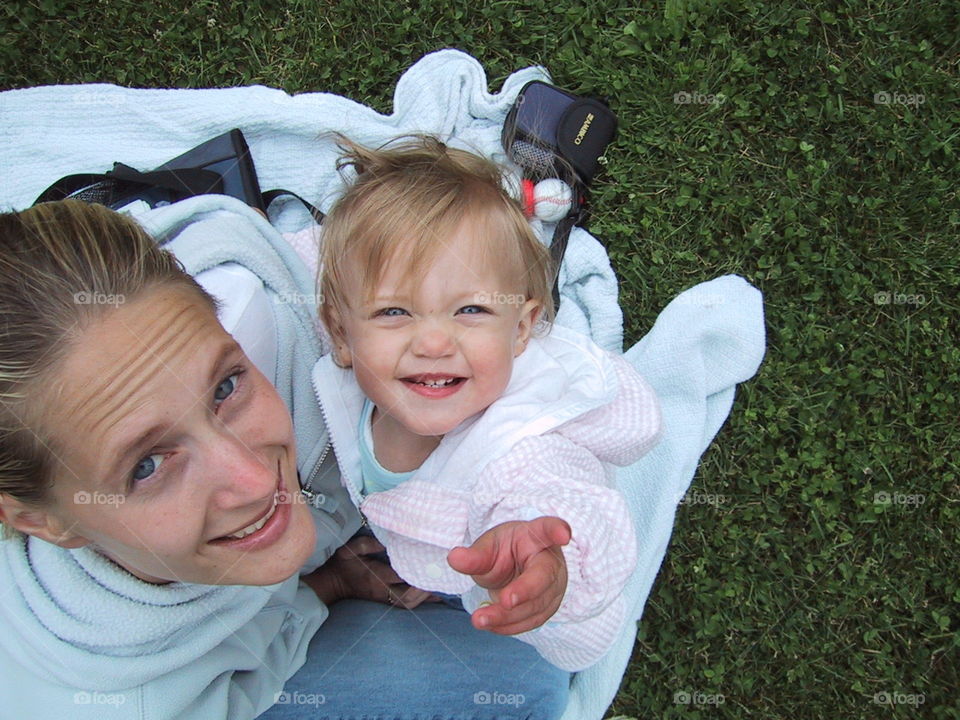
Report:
0,200,568,719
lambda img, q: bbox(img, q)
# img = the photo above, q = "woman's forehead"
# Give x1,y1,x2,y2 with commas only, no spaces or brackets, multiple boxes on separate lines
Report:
39,286,233,468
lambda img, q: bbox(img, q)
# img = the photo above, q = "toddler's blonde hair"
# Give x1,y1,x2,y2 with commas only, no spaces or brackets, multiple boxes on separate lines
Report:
319,136,553,355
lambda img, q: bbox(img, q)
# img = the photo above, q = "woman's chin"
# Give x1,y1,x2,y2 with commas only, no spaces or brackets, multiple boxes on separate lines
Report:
218,499,318,586
252,501,317,584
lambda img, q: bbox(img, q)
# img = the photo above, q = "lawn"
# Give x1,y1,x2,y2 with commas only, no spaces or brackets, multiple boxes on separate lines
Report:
2,1,957,718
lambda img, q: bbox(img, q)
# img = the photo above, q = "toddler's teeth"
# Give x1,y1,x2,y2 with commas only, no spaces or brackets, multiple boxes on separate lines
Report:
416,377,457,388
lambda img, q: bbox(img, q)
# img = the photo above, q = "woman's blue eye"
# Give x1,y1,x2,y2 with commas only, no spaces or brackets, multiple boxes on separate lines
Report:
132,453,164,482
214,374,239,403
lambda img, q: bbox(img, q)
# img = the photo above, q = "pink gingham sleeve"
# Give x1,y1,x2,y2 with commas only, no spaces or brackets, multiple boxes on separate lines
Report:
554,351,662,466
467,434,635,669
461,355,661,669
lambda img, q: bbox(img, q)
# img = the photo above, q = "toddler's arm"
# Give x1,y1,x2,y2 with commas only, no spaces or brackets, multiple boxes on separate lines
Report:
454,357,661,669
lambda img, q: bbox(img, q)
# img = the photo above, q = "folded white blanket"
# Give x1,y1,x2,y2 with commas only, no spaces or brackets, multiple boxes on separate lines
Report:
0,48,622,351
0,49,766,719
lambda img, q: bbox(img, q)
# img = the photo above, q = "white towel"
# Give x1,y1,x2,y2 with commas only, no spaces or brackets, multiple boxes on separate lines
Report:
0,48,624,351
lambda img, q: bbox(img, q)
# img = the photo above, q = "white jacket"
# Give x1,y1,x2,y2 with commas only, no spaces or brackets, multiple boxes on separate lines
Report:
312,324,661,670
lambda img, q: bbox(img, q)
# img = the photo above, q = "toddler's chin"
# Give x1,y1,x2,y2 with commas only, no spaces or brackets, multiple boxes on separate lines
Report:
410,416,465,438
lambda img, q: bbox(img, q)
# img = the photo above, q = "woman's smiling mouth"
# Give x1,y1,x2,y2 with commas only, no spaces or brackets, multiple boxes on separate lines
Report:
221,492,279,540
210,466,292,548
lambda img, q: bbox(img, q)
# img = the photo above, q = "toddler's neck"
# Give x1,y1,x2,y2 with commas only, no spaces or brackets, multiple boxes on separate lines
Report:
370,406,442,472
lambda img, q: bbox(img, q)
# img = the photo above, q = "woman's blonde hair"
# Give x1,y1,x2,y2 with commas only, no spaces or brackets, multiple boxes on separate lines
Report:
319,136,554,354
0,200,216,536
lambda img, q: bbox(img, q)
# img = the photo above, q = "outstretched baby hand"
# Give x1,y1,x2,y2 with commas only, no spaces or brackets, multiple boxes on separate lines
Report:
447,516,571,635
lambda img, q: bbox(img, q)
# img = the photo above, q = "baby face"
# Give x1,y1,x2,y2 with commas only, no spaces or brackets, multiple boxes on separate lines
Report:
335,219,540,438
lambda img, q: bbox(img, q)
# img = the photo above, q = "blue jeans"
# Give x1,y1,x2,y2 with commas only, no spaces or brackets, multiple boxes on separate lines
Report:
257,599,570,720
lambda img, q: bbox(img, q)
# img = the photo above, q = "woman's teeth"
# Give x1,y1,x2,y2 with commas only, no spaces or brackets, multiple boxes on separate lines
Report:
224,493,278,540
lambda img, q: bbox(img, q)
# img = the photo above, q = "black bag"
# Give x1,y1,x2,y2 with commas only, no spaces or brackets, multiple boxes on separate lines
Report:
502,81,618,305
33,129,323,223
502,80,617,185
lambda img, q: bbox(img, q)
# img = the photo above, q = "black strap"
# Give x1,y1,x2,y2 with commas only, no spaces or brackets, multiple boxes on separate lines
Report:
34,165,224,204
549,206,584,310
108,163,224,196
34,173,117,203
262,189,325,224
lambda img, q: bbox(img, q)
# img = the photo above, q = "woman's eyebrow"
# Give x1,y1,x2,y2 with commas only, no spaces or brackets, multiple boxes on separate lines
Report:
102,340,242,481
104,425,171,486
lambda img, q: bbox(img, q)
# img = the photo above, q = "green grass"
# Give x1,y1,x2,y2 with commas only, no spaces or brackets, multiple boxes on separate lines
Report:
3,1,958,718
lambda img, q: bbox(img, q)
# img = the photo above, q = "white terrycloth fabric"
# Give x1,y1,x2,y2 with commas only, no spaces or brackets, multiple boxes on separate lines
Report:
0,48,622,351
0,50,766,719
560,274,765,719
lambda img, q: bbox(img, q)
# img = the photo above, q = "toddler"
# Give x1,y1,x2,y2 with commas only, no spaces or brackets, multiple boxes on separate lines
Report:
312,137,661,671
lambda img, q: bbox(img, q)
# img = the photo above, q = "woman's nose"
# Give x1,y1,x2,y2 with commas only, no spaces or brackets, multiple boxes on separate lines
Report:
204,430,277,505
411,322,456,358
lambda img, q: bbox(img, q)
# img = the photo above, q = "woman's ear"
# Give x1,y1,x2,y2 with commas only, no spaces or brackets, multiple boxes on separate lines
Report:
0,494,90,548
514,299,542,356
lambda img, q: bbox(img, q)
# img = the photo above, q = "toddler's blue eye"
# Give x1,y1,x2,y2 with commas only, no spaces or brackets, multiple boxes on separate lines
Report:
458,305,484,315
133,454,164,482
380,307,408,317
214,374,239,403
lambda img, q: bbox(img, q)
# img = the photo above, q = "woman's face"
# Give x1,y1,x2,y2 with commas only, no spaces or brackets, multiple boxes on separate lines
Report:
30,284,315,585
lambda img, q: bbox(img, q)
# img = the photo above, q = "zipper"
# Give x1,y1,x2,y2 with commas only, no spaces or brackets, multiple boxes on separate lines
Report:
309,360,368,523
299,429,368,528
299,441,330,510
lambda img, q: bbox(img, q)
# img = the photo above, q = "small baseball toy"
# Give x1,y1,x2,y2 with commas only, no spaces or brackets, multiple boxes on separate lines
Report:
502,173,575,222
532,178,574,222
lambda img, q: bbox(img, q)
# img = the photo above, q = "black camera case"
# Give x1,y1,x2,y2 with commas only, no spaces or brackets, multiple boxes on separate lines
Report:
502,80,617,184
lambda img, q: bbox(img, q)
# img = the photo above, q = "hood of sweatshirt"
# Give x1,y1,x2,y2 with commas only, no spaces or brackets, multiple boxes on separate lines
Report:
0,533,281,691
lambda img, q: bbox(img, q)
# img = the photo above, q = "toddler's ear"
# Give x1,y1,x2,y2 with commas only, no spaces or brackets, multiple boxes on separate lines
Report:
322,306,353,368
333,342,353,368
514,299,542,356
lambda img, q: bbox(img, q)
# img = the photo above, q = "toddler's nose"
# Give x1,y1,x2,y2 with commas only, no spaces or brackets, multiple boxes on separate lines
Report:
411,322,456,358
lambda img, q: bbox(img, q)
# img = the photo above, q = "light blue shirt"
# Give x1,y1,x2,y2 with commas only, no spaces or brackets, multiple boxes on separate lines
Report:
358,398,416,495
